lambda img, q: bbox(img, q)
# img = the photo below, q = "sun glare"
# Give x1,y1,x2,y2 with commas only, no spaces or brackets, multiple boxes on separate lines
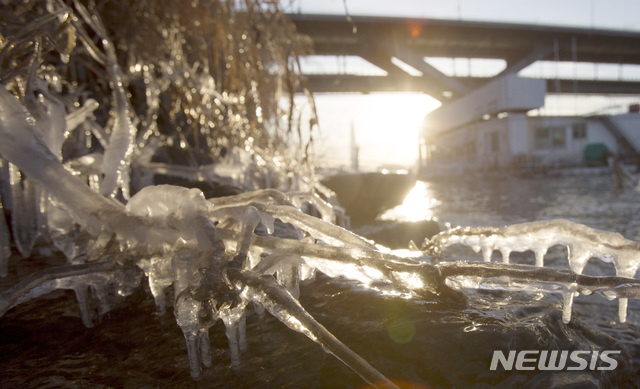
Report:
311,93,441,169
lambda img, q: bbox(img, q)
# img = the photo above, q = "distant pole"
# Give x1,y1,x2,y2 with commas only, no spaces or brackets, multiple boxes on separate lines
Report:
350,121,359,172
572,36,578,94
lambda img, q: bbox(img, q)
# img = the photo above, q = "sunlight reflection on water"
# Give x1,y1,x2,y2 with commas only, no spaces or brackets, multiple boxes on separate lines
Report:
378,181,441,222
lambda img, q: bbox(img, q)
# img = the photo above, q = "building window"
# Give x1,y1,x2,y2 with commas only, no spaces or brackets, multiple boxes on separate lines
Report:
535,126,566,150
491,132,499,152
572,123,587,139
552,127,565,147
535,128,549,150
486,132,499,153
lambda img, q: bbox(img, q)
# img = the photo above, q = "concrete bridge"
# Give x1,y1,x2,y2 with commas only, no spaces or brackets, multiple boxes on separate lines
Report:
289,14,640,100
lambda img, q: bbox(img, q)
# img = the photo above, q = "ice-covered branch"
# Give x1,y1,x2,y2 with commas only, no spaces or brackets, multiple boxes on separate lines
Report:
439,261,640,298
440,261,640,324
0,86,121,235
426,219,640,277
211,203,375,249
217,228,441,295
0,262,118,317
425,219,640,322
228,268,400,389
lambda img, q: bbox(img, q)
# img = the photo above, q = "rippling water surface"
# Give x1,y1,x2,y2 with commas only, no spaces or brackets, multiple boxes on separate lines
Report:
1,174,639,388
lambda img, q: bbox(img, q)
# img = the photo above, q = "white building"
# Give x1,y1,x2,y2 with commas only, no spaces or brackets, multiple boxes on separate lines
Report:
418,74,640,174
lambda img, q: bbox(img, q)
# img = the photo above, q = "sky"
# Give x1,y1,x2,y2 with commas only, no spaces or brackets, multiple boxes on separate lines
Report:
286,1,640,170
287,0,640,30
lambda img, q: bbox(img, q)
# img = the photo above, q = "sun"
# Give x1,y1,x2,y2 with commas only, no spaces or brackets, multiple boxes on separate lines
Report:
311,92,441,169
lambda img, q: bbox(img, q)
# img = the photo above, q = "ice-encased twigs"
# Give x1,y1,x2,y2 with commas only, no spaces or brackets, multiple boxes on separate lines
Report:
65,99,100,134
216,228,441,295
439,261,640,323
288,191,337,224
0,87,180,249
426,219,640,322
0,86,121,234
210,188,341,226
210,203,375,249
24,79,68,161
227,268,400,389
97,41,136,199
0,261,119,319
70,0,135,199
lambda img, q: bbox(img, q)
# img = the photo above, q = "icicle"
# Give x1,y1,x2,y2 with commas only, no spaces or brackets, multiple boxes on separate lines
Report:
612,254,639,323
235,206,262,261
618,298,628,323
0,193,10,277
74,284,94,328
482,247,492,263
534,248,546,267
277,263,300,299
198,329,213,368
174,291,207,379
219,306,248,368
9,165,38,258
182,331,205,379
92,282,110,319
562,283,578,324
567,245,591,275
148,256,173,314
500,248,511,264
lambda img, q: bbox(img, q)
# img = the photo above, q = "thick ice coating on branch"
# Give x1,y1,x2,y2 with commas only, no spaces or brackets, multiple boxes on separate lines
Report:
426,219,640,322
2,88,640,384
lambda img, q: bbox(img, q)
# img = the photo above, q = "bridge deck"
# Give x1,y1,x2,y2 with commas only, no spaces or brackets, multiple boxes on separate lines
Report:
289,14,640,98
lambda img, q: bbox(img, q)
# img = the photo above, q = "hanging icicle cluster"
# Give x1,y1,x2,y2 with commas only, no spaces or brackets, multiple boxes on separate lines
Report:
0,0,318,198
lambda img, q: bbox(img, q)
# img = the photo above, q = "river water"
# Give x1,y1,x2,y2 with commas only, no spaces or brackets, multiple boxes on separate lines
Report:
1,173,639,388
